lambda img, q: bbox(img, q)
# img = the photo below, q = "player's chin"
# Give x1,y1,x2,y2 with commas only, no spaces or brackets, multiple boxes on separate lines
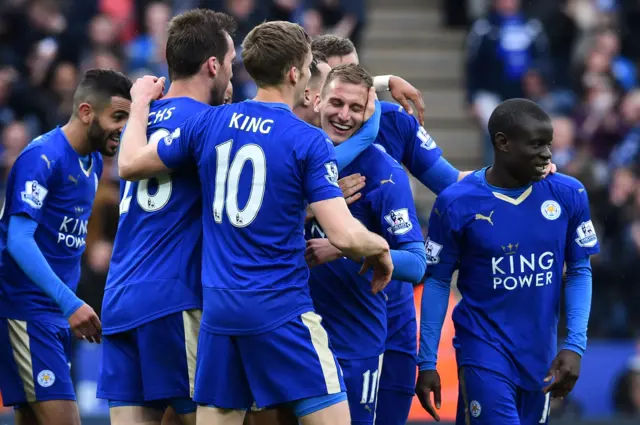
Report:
101,144,119,157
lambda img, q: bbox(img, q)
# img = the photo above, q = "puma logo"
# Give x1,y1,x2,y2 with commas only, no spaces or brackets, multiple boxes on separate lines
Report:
578,188,585,193
40,154,52,169
68,175,79,185
381,174,394,185
475,211,494,225
433,208,441,217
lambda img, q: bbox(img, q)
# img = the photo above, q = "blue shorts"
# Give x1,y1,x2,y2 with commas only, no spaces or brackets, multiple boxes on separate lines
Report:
339,354,384,425
194,311,346,409
376,350,416,425
97,309,201,404
457,366,551,425
0,318,75,406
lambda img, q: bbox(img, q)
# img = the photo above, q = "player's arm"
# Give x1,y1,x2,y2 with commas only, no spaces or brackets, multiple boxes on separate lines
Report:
392,109,460,195
415,198,460,421
118,75,171,180
303,133,392,291
374,168,427,283
6,149,101,341
7,216,83,318
374,75,425,126
334,91,380,171
544,184,600,399
310,198,389,260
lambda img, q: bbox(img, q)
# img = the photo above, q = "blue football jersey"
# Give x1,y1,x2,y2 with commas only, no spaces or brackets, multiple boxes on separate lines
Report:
425,170,600,390
157,100,343,335
102,98,208,334
374,101,442,322
306,145,424,359
0,128,103,326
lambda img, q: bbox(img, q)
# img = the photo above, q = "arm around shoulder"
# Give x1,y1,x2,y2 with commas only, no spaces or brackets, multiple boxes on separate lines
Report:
309,197,389,259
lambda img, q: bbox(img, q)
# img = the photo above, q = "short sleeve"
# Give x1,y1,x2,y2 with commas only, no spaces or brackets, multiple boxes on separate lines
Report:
425,196,460,280
304,132,344,203
373,168,423,248
396,110,443,177
8,146,56,223
565,186,600,262
156,113,199,169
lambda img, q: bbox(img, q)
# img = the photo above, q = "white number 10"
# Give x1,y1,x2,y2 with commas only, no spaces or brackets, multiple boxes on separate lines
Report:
213,140,266,227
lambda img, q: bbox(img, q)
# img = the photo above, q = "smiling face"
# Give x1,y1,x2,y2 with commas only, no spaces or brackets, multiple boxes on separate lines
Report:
87,96,131,156
317,78,368,144
496,114,554,182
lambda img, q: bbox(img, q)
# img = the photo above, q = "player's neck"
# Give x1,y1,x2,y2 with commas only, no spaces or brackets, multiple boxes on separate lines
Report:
253,86,295,110
61,120,92,156
485,164,531,189
164,79,211,105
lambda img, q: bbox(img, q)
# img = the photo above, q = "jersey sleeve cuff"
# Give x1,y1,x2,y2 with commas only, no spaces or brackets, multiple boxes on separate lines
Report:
561,343,585,357
418,360,437,371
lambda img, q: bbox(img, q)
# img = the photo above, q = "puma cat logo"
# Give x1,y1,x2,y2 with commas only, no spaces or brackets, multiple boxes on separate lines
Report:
475,211,494,225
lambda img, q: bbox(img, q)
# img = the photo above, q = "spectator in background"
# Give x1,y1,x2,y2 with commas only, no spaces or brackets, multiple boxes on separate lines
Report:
614,351,640,418
610,90,640,170
0,120,29,182
126,1,170,80
302,0,366,48
572,48,628,172
465,0,551,163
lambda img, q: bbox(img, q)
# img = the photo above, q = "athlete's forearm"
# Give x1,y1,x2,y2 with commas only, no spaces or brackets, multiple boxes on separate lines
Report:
335,100,381,171
311,197,389,258
416,157,461,195
390,241,427,283
417,276,451,371
338,224,389,259
563,257,592,356
119,102,169,180
7,215,83,318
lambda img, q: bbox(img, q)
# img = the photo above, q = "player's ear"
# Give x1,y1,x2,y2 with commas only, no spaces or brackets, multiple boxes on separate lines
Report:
77,103,94,125
206,56,219,78
303,88,311,106
313,93,321,113
494,132,509,153
288,66,299,86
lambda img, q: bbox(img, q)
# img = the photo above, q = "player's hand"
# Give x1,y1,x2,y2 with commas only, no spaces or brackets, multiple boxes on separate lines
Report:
389,76,425,126
305,238,344,267
68,304,102,344
415,369,442,421
543,162,558,178
338,173,366,205
359,250,393,294
543,349,581,399
364,87,378,122
131,75,166,105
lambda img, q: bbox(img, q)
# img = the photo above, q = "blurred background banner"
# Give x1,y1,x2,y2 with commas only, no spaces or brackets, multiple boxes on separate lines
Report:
2,0,640,422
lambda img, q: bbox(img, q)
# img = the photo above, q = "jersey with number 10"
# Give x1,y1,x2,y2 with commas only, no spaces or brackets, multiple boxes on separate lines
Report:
425,171,600,390
157,100,343,335
102,97,208,334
